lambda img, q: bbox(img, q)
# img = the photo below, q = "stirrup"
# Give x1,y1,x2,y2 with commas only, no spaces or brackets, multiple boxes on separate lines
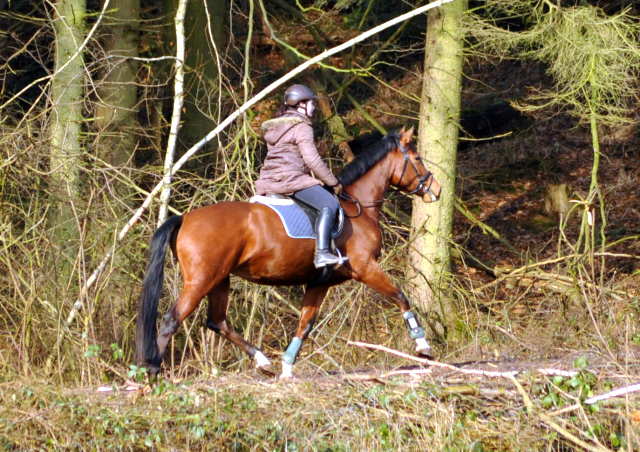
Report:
314,250,340,268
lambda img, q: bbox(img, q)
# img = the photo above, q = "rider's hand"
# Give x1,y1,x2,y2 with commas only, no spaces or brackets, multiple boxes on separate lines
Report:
332,183,343,196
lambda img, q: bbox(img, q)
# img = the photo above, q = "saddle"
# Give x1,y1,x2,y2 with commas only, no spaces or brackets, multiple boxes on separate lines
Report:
249,194,345,240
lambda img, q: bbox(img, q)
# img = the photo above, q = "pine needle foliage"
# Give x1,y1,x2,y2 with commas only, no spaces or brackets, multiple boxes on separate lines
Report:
467,2,640,127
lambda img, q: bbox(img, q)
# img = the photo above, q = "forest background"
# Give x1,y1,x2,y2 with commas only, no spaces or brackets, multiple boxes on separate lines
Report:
1,0,640,450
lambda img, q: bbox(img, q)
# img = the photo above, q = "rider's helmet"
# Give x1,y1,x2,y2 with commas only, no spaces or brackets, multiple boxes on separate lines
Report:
284,84,317,106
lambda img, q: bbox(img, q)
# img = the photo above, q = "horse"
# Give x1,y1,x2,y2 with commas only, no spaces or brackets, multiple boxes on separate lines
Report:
136,126,441,378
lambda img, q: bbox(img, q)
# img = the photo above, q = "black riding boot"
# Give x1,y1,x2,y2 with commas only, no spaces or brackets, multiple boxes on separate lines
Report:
314,207,340,268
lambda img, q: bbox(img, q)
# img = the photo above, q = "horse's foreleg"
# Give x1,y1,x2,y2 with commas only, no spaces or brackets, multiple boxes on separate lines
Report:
355,260,434,359
281,284,330,379
205,277,273,375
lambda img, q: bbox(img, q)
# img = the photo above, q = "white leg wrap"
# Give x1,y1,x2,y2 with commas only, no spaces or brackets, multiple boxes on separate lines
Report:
280,361,293,379
254,351,271,369
415,338,431,354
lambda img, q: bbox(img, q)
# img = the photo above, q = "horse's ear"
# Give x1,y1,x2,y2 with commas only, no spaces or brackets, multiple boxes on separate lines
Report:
398,126,406,136
400,126,415,146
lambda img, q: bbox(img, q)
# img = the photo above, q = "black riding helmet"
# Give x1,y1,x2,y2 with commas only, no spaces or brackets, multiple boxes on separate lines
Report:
284,84,317,106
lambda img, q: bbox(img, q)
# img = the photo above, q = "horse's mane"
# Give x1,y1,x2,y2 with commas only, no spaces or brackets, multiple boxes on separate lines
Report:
337,133,399,187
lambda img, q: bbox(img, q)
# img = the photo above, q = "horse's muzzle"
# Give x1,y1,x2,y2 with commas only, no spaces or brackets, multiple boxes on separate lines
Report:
422,191,439,203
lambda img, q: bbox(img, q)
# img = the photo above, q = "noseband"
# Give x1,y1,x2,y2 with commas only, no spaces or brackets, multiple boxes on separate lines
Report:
397,139,438,202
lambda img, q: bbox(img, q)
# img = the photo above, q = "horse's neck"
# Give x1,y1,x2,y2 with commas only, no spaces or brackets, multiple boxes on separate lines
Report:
346,154,393,220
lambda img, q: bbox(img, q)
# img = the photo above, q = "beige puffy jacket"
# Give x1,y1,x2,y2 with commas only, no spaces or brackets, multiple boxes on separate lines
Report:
255,111,339,195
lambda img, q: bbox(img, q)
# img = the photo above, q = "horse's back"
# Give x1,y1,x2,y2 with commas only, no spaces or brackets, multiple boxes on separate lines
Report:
176,200,321,285
178,201,272,247
182,200,255,223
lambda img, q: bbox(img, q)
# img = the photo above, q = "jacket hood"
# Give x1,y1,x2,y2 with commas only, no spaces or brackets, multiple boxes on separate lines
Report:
261,113,310,145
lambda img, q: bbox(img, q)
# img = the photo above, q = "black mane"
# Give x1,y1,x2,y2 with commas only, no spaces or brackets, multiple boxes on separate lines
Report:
337,133,399,187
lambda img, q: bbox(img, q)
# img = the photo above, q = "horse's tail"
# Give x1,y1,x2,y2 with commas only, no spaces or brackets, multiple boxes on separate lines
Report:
136,215,183,373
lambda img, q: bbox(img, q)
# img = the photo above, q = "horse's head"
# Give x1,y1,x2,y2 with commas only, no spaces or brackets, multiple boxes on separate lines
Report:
390,126,441,203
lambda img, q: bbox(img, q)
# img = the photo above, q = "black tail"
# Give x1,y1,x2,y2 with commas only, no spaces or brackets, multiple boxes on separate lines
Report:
136,215,183,372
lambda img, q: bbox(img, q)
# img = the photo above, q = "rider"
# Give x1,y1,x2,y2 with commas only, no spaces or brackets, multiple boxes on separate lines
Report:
255,84,343,268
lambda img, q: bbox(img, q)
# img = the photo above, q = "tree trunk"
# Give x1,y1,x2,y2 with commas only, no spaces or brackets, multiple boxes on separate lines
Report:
410,0,467,326
91,0,140,341
49,0,87,266
95,0,140,168
543,183,571,220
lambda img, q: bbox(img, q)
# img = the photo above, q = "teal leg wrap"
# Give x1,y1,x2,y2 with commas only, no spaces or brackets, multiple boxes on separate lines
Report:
282,337,302,365
403,311,425,339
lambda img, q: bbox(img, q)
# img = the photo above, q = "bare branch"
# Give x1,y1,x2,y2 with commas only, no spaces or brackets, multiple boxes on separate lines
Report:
585,383,640,405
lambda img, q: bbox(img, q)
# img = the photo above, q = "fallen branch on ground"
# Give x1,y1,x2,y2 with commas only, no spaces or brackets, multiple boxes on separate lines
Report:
455,197,522,256
585,383,640,405
341,372,521,399
346,341,577,378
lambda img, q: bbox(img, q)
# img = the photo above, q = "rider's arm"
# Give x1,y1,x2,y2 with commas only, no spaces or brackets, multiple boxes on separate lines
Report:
296,124,340,188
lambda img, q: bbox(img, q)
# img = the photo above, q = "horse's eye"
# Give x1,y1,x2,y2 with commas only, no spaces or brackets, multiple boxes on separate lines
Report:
414,156,421,161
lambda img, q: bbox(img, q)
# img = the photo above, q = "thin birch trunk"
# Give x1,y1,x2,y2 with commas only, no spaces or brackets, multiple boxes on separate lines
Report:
157,0,187,226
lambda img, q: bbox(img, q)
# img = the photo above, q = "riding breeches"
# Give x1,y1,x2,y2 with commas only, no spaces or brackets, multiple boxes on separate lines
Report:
292,185,339,219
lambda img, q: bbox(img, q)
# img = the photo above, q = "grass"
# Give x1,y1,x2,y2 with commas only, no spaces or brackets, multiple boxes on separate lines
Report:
2,350,638,451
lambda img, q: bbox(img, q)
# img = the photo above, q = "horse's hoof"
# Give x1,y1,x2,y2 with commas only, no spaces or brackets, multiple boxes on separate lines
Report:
280,361,294,379
415,338,434,360
147,364,163,378
417,348,434,360
254,351,274,376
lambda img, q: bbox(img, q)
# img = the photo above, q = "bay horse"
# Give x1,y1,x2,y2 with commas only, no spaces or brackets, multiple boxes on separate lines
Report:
136,126,441,378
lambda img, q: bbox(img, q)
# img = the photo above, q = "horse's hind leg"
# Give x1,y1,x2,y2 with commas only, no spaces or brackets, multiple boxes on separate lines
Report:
280,284,330,379
156,283,209,364
205,277,273,375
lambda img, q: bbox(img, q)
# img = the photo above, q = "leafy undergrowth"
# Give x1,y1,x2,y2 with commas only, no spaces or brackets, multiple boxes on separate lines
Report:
1,350,639,451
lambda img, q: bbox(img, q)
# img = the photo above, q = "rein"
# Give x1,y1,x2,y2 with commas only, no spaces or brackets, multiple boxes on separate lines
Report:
339,136,437,217
338,191,370,218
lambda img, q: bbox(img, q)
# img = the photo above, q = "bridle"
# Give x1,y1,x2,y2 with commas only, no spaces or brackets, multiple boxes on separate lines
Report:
339,135,438,217
397,138,438,202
